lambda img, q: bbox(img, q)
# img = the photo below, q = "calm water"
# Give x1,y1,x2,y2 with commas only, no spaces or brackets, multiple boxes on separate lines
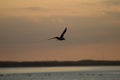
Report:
0,66,120,80
0,66,120,74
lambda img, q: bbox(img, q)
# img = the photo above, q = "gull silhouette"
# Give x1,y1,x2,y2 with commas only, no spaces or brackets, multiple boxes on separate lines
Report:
48,27,67,41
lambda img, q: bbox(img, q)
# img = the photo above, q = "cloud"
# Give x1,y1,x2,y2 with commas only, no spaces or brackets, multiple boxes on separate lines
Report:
102,0,120,6
105,11,120,18
21,6,47,11
0,6,47,12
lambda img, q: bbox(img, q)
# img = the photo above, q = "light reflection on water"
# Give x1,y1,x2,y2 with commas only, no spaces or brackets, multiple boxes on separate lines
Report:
0,66,120,74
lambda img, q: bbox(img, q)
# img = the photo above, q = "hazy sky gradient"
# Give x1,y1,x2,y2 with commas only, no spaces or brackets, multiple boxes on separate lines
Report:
0,0,120,61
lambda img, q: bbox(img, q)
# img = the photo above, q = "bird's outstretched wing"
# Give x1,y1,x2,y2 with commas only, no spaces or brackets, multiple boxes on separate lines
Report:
48,37,56,40
60,27,67,38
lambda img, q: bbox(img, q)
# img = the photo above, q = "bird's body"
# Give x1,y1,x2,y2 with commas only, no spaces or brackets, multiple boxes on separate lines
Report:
48,27,67,41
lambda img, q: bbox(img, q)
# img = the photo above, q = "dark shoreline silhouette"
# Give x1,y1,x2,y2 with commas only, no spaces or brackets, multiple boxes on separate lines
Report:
0,60,120,67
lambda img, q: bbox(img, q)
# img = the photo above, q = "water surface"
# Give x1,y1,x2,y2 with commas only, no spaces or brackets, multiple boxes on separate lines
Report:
0,66,120,74
0,66,120,80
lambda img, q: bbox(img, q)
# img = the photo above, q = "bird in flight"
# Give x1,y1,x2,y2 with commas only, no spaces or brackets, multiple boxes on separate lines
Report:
48,27,67,41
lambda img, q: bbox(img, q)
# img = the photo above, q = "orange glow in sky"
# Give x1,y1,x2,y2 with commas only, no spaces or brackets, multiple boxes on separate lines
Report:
0,0,120,61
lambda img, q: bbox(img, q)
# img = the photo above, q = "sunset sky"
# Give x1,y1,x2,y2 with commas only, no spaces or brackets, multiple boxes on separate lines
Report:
0,0,120,61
